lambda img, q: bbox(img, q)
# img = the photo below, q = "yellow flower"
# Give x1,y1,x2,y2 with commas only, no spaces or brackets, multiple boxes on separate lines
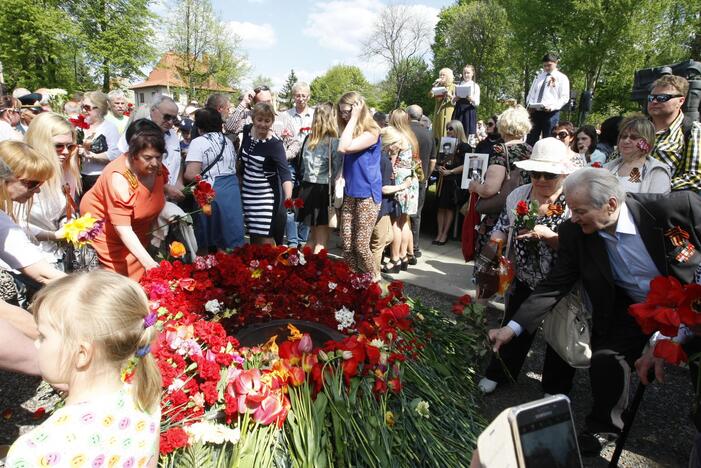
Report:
287,323,303,341
385,411,395,428
169,241,186,258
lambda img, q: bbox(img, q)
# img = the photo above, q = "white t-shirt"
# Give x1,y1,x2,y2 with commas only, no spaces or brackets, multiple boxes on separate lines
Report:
81,120,122,175
0,211,44,270
185,132,236,182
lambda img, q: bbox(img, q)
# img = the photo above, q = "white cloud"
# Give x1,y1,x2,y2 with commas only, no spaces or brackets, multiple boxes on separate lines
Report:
227,21,277,49
304,0,383,54
304,2,439,55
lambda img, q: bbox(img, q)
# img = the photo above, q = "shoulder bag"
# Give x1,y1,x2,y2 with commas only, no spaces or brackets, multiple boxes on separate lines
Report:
181,134,227,212
476,144,522,215
327,142,339,228
541,283,592,368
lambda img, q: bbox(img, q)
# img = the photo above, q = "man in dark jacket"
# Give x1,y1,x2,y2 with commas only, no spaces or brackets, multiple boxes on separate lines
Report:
488,168,701,456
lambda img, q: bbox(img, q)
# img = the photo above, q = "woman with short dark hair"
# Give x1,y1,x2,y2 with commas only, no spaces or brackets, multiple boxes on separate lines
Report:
183,107,244,252
80,119,168,280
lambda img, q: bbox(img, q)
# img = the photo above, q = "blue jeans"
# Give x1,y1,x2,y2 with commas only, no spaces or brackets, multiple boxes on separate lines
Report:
285,163,309,246
526,110,560,146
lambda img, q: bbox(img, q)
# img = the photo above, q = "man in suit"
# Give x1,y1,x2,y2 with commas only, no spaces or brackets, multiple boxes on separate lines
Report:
488,167,701,456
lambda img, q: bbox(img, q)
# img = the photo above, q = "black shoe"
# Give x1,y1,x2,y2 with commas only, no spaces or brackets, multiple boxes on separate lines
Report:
381,260,400,274
400,257,409,271
407,254,418,266
577,431,618,457
431,240,440,245
436,240,447,245
414,250,422,258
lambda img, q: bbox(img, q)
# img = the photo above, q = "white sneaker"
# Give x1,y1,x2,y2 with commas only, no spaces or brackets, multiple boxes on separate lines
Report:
478,377,498,394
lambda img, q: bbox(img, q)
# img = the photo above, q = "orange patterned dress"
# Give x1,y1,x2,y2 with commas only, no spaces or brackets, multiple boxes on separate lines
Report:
79,155,167,281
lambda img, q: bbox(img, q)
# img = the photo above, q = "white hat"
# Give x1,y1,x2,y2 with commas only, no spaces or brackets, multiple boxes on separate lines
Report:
185,104,198,115
514,137,574,174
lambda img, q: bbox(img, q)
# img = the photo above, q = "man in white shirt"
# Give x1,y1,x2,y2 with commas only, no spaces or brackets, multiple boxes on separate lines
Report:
285,82,314,247
525,53,570,146
0,96,23,142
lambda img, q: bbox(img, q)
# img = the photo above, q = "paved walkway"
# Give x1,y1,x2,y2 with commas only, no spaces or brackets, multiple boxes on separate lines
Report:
326,231,475,298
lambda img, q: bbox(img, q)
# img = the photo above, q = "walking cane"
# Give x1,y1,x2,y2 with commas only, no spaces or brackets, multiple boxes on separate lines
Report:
608,372,654,467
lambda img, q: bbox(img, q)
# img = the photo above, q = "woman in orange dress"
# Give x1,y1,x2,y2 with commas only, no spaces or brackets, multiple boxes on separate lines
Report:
80,120,167,281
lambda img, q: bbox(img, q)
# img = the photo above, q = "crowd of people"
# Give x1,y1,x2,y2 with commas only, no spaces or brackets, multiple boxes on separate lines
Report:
0,48,700,464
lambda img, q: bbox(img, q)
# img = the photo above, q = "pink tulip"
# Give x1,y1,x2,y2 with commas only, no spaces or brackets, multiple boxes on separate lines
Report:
299,334,313,354
253,394,285,425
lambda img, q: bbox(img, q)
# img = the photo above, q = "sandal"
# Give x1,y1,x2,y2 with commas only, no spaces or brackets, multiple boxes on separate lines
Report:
400,257,409,271
407,254,418,266
381,260,400,274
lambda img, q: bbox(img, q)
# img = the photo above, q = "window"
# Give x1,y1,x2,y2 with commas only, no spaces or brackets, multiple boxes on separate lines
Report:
139,93,145,104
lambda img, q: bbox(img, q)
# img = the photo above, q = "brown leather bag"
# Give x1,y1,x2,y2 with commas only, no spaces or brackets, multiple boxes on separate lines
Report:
475,144,522,215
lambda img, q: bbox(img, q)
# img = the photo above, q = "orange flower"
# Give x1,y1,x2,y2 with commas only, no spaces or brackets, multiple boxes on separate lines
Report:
169,241,186,259
202,204,212,216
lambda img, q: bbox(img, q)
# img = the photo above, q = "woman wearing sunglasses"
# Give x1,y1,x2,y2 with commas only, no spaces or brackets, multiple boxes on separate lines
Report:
0,141,65,286
23,113,82,270
80,91,121,192
603,114,670,194
477,137,575,395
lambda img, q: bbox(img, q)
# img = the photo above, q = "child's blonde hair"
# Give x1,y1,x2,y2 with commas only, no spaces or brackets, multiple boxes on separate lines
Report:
306,102,338,151
31,271,162,412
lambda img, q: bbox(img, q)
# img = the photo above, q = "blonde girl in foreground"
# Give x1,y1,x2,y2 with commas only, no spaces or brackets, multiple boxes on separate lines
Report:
6,271,162,468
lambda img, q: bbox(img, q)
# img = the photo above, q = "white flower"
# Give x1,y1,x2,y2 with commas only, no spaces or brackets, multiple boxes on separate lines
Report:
334,306,355,331
370,339,385,349
328,282,337,291
205,299,222,314
298,252,307,265
185,422,241,445
168,378,186,393
416,400,430,419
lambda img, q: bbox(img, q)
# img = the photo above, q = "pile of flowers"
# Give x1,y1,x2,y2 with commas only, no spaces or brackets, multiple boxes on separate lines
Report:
141,244,462,466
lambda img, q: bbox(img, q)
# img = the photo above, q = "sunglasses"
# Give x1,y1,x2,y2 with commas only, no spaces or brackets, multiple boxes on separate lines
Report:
19,179,44,190
647,94,683,103
254,85,270,94
530,171,559,180
553,131,570,140
82,104,98,112
446,126,454,131
486,122,495,127
55,143,77,152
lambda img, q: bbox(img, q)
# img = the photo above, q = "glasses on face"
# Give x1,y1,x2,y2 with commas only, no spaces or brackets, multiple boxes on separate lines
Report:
0,107,20,115
339,108,351,115
553,131,570,140
446,126,454,131
158,108,178,122
82,104,97,112
54,143,77,153
647,93,683,103
254,85,271,94
530,171,559,180
19,179,44,190
486,122,495,128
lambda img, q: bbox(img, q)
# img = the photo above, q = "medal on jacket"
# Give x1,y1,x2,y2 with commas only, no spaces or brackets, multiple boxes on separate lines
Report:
666,226,696,263
628,167,641,183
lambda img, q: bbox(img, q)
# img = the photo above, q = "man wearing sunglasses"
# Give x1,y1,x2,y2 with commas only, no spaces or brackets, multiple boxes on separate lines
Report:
647,75,701,192
0,96,22,143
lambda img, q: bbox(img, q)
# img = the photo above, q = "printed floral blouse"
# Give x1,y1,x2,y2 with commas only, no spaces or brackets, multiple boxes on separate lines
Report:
6,386,160,468
493,184,571,290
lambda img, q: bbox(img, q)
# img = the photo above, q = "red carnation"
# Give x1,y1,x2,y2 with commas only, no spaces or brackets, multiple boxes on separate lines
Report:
591,162,603,168
653,339,688,365
515,200,529,217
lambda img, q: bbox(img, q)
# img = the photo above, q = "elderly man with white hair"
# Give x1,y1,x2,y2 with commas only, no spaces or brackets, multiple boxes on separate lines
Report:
106,89,130,134
488,167,701,456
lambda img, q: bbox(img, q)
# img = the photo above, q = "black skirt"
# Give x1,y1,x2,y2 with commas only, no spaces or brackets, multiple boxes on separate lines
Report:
296,181,331,226
452,99,477,135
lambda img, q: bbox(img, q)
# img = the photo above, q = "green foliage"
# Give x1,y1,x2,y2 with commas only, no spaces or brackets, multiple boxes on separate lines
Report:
376,58,434,114
310,65,379,107
0,0,91,91
252,75,274,90
167,0,248,103
66,0,157,91
278,69,299,109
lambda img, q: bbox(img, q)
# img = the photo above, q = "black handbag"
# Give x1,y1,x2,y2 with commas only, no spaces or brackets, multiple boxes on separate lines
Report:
90,134,108,154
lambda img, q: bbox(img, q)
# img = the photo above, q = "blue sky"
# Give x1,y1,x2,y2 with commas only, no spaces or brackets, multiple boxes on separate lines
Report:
209,0,454,90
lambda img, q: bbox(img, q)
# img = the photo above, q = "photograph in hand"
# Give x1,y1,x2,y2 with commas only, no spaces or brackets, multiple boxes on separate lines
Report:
462,153,489,188
439,136,457,158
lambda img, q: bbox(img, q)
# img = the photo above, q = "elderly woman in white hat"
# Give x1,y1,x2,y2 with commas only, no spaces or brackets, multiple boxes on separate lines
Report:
477,137,577,395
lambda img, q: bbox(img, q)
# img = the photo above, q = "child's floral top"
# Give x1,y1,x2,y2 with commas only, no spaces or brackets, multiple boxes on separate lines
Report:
6,386,160,468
